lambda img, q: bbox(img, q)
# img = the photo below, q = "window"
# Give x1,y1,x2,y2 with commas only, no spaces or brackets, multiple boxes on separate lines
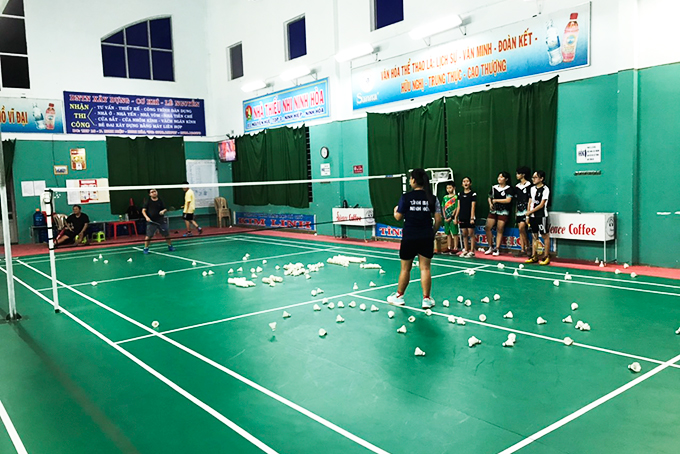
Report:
286,16,307,60
228,42,243,80
0,0,30,89
373,0,403,30
101,17,174,81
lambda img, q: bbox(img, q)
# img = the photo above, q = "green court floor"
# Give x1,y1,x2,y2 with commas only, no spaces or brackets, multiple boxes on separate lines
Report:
1,233,679,453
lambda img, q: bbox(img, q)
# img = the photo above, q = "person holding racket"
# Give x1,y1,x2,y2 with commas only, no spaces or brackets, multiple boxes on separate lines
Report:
142,188,175,254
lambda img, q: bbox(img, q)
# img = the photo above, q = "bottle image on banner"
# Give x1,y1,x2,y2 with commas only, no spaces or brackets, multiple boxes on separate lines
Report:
545,20,563,66
45,103,56,130
561,13,579,63
33,103,46,129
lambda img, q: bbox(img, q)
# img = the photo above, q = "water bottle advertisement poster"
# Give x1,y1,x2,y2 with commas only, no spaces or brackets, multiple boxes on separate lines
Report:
0,97,65,133
351,3,590,110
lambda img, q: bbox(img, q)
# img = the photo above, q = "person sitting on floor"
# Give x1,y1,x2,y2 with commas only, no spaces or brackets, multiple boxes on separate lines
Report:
55,205,90,247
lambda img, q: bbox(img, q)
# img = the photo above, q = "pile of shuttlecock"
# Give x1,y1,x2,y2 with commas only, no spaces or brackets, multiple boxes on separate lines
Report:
502,333,516,347
227,277,256,288
360,263,382,269
575,320,591,331
497,263,505,270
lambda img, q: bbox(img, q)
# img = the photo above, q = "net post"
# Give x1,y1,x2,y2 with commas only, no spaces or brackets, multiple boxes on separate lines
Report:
402,174,407,193
42,190,60,313
0,129,20,321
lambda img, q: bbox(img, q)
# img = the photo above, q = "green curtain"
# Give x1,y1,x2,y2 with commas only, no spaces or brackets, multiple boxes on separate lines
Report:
2,139,15,177
446,77,558,220
106,137,186,214
367,98,445,227
232,125,309,209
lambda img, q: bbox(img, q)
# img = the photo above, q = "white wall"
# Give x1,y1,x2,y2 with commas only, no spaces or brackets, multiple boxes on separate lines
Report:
3,0,679,139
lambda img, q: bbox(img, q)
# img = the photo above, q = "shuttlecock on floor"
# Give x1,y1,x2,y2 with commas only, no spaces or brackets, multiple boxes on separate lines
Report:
98,254,103,259
313,304,321,311
256,266,263,273
503,311,513,319
565,273,573,280
464,299,472,307
269,322,277,332
408,315,416,323
479,314,487,322
599,262,605,268
497,263,505,270
628,362,641,373
93,258,98,262
103,260,109,264
481,296,490,303
369,281,376,287
675,327,680,335
615,269,621,274
571,302,579,311
237,267,243,272
553,280,560,286
228,268,234,273
328,303,335,309
563,336,574,346
414,347,426,356
623,263,630,269
249,268,255,273
275,265,281,270
519,264,524,270
388,311,395,319
336,315,344,323
316,288,324,294
359,303,367,311
348,301,356,308
208,270,214,275
448,315,456,324
397,325,407,334
353,283,359,290
282,311,291,318
192,261,197,266
322,297,329,305
311,290,317,297
513,270,519,276
318,329,327,337
508,333,516,342
127,258,133,263
91,281,98,286
631,272,638,278
371,305,379,312
468,336,481,347
379,269,386,274
580,323,591,331
595,258,600,264
441,300,450,308
562,315,573,323
337,301,344,308
242,256,248,261
536,316,547,325
457,296,464,303
158,270,165,276
425,309,432,316
575,320,584,330
502,339,515,347
493,294,501,301
151,321,159,329
262,260,267,264
456,318,466,325
251,273,257,279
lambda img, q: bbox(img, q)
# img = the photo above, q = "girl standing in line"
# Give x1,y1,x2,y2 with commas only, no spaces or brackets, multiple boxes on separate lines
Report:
455,176,477,258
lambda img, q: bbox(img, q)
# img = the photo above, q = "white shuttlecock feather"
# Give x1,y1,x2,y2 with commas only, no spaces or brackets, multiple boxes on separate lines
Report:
359,303,367,311
397,325,407,333
414,347,426,356
562,315,573,323
408,315,416,323
468,336,481,347
442,300,450,307
503,311,513,319
536,316,547,325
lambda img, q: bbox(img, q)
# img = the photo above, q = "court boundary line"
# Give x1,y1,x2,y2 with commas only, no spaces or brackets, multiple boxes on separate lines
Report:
497,351,680,453
233,236,680,298
0,397,28,454
353,294,680,370
233,235,680,292
15,261,392,454
0,267,279,454
132,246,215,266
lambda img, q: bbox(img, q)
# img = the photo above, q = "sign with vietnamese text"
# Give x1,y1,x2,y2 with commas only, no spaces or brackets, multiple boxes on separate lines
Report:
351,4,590,109
243,78,329,132
576,142,601,163
66,178,110,205
234,212,316,231
332,208,375,226
0,97,64,133
63,91,206,136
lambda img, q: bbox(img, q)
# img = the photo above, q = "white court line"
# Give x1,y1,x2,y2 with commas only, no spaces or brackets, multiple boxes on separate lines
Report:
0,398,28,454
115,265,486,344
353,294,680,370
497,351,680,454
0,266,278,454
16,261,392,454
239,235,680,291
132,246,215,266
34,247,337,292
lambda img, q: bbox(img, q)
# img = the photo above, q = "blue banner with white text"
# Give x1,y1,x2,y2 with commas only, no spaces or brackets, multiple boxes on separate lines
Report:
235,212,316,231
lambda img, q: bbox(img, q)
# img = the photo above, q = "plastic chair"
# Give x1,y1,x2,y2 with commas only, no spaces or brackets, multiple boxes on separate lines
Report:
214,197,231,228
93,231,106,243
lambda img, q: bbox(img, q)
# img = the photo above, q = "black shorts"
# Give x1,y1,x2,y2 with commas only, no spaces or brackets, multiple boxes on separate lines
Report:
182,213,194,221
529,217,550,235
458,219,474,229
399,237,434,261
146,221,169,238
